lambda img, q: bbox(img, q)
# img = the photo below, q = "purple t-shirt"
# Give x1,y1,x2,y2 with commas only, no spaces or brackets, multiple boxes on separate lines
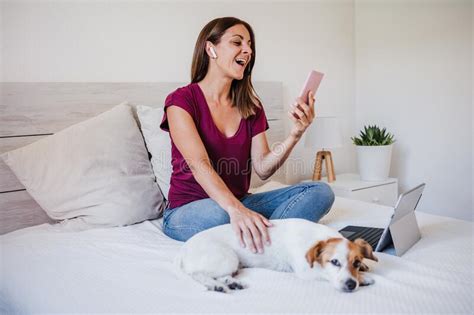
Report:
160,83,269,209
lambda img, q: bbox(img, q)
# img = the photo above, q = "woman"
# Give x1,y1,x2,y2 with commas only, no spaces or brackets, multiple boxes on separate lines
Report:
160,17,335,254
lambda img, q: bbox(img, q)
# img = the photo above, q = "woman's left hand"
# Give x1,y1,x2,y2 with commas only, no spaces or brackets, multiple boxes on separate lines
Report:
287,91,316,140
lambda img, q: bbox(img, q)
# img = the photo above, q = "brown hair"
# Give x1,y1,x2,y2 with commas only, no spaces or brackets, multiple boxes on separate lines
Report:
191,17,262,119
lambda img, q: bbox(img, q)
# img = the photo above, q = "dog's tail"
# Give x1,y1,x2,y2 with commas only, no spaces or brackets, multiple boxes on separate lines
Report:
171,249,207,291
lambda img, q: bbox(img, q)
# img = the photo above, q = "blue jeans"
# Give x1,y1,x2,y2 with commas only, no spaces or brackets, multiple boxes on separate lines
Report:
162,181,335,242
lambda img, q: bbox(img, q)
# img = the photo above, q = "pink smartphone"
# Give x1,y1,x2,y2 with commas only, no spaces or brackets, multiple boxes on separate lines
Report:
299,70,324,104
292,70,324,120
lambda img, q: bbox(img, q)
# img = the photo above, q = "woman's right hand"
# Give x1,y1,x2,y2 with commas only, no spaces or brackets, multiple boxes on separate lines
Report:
228,205,273,254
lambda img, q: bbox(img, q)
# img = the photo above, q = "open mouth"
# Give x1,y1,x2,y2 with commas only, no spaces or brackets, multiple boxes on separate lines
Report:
235,57,248,68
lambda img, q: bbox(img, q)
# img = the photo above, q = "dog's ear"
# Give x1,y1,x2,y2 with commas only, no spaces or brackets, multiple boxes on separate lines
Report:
354,238,378,262
305,240,325,268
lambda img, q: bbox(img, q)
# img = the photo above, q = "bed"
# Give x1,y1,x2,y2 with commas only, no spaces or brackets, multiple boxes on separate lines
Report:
2,181,473,313
1,83,472,314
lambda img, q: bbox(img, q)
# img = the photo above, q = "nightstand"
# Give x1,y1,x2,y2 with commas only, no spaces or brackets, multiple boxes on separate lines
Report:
318,173,398,207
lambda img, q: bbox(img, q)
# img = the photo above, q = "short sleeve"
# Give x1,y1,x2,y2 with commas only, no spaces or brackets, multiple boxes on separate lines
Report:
250,105,270,137
160,87,198,132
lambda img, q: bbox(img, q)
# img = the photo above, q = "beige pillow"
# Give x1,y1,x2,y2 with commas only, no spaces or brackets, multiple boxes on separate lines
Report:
1,103,165,229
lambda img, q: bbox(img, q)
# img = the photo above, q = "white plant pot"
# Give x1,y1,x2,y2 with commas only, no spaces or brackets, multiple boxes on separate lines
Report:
356,144,393,181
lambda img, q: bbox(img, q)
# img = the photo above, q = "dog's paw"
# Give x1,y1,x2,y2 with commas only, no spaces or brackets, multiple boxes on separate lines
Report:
359,275,375,286
227,281,245,290
212,285,229,293
192,274,231,293
218,276,247,290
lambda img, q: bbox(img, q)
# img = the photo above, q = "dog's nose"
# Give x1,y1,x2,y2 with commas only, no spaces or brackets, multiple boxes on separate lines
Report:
344,279,357,291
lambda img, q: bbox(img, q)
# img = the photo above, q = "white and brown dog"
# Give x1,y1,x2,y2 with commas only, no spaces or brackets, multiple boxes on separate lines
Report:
176,218,378,293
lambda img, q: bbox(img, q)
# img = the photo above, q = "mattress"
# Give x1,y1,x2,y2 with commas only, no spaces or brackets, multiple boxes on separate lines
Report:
1,182,473,314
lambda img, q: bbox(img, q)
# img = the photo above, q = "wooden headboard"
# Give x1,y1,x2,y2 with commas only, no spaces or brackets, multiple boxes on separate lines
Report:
0,82,285,235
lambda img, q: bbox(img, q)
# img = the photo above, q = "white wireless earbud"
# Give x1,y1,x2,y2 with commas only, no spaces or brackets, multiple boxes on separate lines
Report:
209,47,217,59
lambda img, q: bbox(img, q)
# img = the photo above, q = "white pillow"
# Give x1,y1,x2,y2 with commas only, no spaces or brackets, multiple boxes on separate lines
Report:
1,103,165,230
136,105,172,199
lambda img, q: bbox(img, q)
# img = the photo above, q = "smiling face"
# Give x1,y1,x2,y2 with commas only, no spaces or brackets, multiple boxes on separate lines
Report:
305,238,378,292
207,24,253,80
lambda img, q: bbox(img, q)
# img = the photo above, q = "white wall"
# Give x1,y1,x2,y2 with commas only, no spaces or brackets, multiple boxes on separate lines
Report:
1,0,356,182
355,0,472,220
1,0,472,220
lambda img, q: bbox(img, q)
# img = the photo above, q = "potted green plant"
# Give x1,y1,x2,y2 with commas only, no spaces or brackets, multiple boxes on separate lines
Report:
351,125,396,181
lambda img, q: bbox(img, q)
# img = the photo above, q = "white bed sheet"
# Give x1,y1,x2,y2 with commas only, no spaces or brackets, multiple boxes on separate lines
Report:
1,182,473,314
